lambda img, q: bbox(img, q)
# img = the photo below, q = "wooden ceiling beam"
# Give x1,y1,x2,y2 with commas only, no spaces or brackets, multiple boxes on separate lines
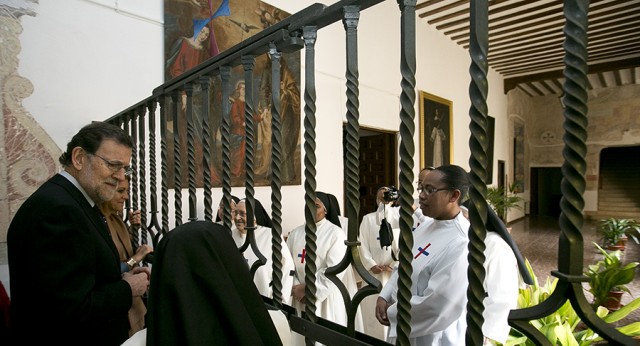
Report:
503,58,640,93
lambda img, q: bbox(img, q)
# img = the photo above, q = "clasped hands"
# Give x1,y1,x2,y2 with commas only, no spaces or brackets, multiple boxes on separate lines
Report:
370,264,393,274
291,284,306,303
123,267,151,297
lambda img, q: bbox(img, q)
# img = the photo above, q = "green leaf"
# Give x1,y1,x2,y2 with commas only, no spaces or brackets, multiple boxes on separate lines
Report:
554,321,579,346
604,297,640,323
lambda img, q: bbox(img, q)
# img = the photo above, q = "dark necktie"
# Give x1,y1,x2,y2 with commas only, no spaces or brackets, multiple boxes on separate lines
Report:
94,205,110,235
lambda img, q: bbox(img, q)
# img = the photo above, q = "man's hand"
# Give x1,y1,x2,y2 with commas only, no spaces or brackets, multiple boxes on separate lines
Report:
375,297,391,326
130,266,151,279
123,271,149,297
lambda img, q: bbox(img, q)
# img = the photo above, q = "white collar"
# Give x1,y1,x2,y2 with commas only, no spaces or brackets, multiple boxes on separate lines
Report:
59,170,96,207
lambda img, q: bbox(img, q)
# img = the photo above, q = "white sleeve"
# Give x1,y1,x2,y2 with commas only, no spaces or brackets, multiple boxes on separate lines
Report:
413,208,428,226
387,242,469,337
385,206,401,229
286,230,302,286
482,235,519,344
358,216,378,271
314,229,348,304
279,236,296,305
379,268,398,303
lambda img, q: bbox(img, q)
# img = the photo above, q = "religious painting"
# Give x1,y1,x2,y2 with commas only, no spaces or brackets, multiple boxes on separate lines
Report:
513,120,525,192
419,91,452,169
164,0,301,188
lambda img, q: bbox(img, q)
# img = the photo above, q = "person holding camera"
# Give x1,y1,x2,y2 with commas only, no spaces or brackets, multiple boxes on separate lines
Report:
358,186,400,340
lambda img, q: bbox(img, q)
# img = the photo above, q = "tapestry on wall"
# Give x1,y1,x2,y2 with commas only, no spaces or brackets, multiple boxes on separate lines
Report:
163,0,301,188
513,121,525,192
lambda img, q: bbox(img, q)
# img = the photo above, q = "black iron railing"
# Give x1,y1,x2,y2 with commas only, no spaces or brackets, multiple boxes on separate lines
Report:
106,0,634,344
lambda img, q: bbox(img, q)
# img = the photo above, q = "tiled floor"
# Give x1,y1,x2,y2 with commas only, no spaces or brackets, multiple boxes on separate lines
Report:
508,215,640,328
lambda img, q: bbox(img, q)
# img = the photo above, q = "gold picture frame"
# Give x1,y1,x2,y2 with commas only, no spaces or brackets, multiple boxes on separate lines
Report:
419,91,453,169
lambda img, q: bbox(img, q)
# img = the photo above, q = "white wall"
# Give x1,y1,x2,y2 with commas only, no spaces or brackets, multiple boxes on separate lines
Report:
15,0,508,236
265,0,509,231
18,0,164,149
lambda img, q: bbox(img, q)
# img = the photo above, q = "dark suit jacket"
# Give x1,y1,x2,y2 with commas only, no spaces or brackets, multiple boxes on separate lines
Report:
8,174,132,346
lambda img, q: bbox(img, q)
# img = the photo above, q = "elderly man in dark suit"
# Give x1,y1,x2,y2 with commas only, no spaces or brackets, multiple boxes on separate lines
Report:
8,122,149,346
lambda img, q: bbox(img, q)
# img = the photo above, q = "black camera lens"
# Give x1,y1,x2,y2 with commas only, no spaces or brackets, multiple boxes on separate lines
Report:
383,186,399,202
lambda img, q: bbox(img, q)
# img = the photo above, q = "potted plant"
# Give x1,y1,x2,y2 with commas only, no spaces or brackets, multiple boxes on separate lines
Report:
486,183,524,224
585,242,639,311
598,218,640,251
507,258,640,345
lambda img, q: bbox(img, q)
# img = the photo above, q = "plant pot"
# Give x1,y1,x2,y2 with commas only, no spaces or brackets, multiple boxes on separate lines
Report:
602,290,624,311
617,235,628,247
606,243,625,252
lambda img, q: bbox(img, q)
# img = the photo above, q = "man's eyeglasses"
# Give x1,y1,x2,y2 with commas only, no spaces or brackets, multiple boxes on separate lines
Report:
417,185,451,196
91,153,133,177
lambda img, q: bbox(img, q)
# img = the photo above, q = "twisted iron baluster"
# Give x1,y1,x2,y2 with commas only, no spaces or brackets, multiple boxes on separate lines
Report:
147,99,161,244
339,5,380,335
200,76,213,221
302,26,319,331
123,114,132,227
242,55,257,231
557,1,633,344
220,67,233,230
508,2,633,344
130,111,140,246
160,96,170,236
396,1,417,344
138,106,148,247
466,0,489,343
269,43,285,308
185,85,198,222
242,55,267,276
172,92,183,227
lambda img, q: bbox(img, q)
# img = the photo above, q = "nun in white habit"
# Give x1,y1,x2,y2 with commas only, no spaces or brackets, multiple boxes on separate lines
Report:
287,191,361,344
232,198,295,305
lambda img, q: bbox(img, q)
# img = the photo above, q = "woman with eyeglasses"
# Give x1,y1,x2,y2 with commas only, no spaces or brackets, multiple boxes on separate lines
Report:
215,195,240,232
375,165,471,345
231,198,295,304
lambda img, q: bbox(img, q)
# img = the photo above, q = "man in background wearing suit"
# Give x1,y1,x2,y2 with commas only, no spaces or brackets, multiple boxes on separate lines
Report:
8,122,149,346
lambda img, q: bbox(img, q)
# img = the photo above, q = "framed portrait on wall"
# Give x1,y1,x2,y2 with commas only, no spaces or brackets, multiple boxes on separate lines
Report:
419,91,452,169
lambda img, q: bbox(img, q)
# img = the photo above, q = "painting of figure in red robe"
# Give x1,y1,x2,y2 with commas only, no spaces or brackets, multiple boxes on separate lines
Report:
164,0,301,188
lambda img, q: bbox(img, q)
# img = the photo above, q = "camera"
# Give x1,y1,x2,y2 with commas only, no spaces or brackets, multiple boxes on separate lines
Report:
383,186,399,203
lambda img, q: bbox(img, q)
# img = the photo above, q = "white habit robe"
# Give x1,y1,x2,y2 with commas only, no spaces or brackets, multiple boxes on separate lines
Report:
232,225,295,305
481,232,519,344
286,219,349,331
380,212,470,345
358,210,400,340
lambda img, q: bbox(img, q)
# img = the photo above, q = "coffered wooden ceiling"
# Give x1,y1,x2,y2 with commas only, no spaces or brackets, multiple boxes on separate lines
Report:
416,0,640,97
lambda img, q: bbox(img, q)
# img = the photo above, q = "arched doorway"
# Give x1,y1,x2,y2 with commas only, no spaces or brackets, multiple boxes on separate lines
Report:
598,146,640,218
